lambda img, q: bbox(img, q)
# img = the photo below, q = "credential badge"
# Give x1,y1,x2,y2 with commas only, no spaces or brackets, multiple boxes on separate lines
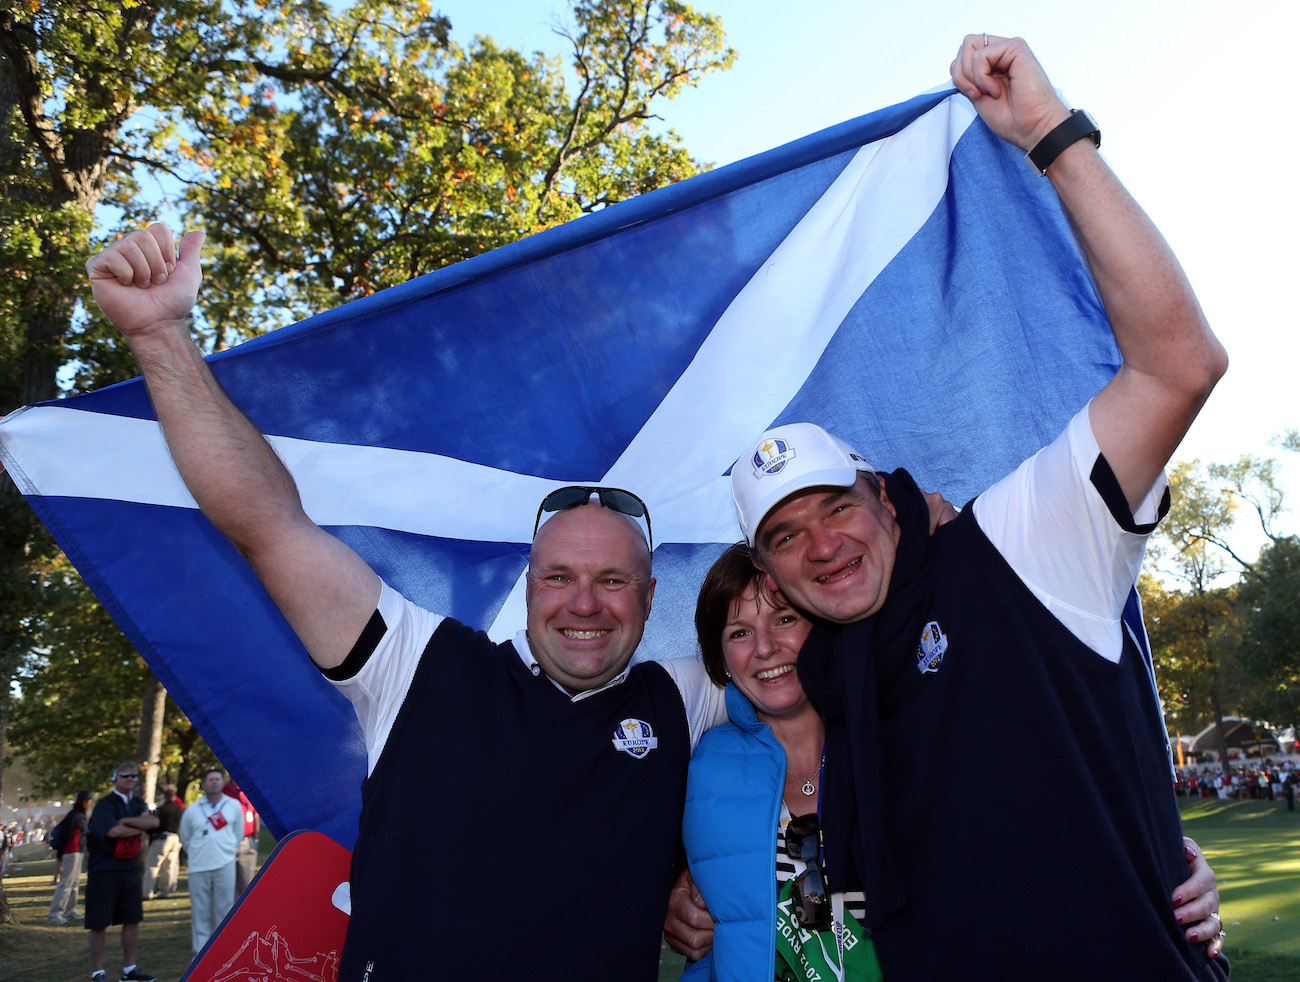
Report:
752,438,796,477
612,718,659,759
916,621,948,674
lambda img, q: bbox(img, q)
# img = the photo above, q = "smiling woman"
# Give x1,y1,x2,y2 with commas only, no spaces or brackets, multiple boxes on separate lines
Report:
683,542,884,981
696,547,813,724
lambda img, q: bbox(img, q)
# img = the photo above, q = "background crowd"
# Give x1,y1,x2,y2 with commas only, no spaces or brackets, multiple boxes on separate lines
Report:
1176,762,1298,806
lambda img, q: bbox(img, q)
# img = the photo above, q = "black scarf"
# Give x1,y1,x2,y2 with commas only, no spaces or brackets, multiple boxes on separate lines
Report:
796,467,936,928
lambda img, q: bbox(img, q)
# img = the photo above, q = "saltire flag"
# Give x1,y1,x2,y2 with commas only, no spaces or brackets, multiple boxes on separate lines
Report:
0,86,1128,848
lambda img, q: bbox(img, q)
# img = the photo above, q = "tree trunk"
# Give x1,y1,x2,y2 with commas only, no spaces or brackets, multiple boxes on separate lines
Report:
175,724,202,800
137,671,167,806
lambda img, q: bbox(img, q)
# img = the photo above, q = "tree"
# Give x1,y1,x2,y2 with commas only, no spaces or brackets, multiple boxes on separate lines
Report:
1145,448,1297,765
1149,457,1258,764
1140,572,1244,744
1237,536,1300,730
1146,460,1252,764
1187,438,1300,732
6,552,215,799
1185,454,1290,577
183,1,734,338
0,24,77,922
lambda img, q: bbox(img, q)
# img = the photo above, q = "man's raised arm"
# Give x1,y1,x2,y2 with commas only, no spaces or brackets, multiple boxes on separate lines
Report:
951,36,1228,511
86,224,379,669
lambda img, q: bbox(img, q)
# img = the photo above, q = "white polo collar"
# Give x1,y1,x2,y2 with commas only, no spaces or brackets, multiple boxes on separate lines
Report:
514,629,630,702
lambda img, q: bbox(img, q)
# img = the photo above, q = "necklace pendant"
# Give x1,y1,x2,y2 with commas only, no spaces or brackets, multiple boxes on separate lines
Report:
801,779,816,796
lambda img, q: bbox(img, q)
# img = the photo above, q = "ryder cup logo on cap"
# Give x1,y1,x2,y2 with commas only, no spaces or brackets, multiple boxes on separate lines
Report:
731,422,873,547
752,437,795,476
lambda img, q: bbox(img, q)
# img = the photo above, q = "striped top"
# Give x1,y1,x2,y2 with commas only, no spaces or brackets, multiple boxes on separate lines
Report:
776,802,868,927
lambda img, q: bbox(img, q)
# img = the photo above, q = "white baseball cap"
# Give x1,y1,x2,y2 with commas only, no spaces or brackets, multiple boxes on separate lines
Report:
731,422,874,547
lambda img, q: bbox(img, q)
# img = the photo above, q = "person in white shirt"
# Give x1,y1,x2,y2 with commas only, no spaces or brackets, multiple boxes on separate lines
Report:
178,768,244,954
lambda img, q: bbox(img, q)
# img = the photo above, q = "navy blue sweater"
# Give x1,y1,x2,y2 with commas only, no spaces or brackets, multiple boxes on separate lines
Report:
800,469,1228,981
340,616,690,981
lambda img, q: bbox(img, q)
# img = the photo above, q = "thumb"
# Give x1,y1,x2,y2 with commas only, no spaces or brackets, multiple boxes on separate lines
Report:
178,229,206,270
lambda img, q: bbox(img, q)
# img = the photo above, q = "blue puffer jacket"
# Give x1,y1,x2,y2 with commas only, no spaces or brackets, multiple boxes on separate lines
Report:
680,684,786,981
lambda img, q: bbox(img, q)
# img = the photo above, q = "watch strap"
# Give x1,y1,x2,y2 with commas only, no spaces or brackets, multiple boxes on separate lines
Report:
1025,109,1100,175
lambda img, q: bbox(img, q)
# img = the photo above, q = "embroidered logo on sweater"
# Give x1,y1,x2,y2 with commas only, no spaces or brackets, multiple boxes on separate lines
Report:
752,438,794,476
916,621,948,674
612,718,659,758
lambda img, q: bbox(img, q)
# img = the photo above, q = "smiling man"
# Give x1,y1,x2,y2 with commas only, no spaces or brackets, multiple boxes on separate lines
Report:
525,499,656,691
83,228,725,980
321,487,723,979
726,34,1230,982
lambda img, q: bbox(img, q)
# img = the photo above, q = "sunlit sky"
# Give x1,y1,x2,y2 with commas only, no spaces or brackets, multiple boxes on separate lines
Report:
433,0,1300,561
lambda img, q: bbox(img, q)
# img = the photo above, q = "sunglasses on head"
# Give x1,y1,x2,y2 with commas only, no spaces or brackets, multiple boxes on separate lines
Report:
786,813,832,931
533,486,653,551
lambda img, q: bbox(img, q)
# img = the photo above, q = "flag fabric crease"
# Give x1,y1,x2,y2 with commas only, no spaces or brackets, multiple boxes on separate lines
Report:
0,86,1124,847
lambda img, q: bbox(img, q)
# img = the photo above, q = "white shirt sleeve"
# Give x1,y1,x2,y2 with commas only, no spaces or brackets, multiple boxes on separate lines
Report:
178,802,196,849
327,579,444,773
658,657,729,752
971,404,1167,663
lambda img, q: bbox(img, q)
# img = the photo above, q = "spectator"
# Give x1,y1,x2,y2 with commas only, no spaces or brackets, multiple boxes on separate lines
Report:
221,779,260,897
142,784,184,900
86,762,158,982
178,768,243,954
47,790,93,925
0,822,15,877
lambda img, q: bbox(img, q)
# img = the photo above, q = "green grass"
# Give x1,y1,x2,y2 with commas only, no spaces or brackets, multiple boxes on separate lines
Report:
1179,796,1300,980
659,946,688,981
0,832,276,982
0,847,200,981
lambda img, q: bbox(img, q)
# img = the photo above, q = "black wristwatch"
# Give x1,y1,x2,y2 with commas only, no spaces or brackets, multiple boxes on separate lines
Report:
1025,109,1100,176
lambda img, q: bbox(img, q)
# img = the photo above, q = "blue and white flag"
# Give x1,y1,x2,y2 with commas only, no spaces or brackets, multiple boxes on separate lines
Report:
0,87,1121,847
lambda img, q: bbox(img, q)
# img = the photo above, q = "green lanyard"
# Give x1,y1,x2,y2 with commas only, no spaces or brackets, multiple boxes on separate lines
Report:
773,878,884,982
